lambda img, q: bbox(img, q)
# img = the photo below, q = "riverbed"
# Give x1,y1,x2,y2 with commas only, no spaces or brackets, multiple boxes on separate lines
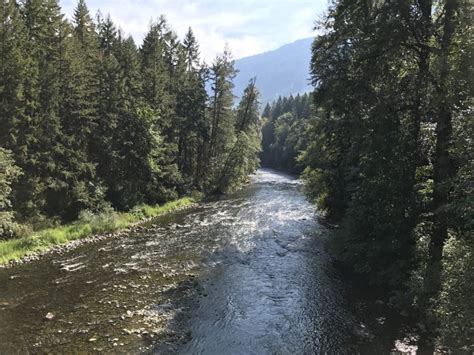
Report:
0,169,414,354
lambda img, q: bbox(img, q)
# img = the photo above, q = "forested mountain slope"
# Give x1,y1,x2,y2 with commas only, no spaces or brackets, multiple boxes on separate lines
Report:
233,38,312,104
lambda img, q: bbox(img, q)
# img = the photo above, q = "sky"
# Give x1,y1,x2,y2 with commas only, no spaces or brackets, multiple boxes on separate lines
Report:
60,0,329,62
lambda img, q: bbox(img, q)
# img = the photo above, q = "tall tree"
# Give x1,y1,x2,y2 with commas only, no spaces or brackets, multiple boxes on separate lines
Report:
207,48,236,165
17,0,81,219
0,0,30,150
140,17,175,134
428,0,459,293
214,79,261,193
175,28,208,188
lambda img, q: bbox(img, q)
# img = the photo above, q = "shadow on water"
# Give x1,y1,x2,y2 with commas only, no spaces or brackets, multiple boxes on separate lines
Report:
0,169,420,354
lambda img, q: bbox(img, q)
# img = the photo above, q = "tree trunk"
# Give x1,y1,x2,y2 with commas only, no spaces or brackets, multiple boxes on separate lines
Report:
429,0,457,297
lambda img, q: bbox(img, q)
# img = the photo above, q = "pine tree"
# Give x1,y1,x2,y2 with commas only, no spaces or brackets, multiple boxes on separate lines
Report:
139,18,182,200
0,0,29,149
175,28,208,188
208,47,236,166
113,34,179,208
140,17,175,133
92,14,123,207
213,78,261,193
17,0,71,219
71,0,99,146
115,35,141,108
235,78,258,132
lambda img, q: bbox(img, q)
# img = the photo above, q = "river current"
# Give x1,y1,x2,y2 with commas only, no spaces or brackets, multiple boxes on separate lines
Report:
0,169,413,354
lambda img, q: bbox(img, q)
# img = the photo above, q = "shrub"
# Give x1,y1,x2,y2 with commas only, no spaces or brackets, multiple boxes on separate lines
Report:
437,235,474,351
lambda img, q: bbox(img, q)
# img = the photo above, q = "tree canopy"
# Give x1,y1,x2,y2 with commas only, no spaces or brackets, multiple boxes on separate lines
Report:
0,0,262,235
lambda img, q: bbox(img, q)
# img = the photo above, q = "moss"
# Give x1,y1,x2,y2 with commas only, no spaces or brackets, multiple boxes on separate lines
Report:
0,197,194,265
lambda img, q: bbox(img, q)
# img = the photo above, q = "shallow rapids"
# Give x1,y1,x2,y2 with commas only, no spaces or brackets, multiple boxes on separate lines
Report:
0,169,411,354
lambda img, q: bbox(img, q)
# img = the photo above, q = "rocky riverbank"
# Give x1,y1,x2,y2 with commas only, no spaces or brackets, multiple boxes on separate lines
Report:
0,200,197,268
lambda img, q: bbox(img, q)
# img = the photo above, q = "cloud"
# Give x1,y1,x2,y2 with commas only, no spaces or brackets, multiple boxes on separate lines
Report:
60,0,328,62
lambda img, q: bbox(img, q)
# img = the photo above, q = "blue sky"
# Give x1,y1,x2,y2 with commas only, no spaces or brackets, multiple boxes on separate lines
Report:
60,0,329,62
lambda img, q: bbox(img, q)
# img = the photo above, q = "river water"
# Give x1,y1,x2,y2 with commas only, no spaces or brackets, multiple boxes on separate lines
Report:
0,169,414,354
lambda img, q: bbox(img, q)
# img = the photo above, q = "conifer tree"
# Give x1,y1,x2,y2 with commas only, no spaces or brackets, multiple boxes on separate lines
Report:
92,14,123,207
213,78,261,193
208,48,236,164
18,0,74,218
0,0,29,150
140,17,175,133
175,28,208,187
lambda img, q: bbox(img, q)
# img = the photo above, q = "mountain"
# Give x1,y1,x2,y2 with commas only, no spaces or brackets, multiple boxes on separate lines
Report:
233,38,313,105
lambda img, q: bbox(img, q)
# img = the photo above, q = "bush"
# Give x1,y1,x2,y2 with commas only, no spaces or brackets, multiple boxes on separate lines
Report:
0,148,22,239
0,197,194,264
0,212,19,240
437,235,474,352
78,205,124,234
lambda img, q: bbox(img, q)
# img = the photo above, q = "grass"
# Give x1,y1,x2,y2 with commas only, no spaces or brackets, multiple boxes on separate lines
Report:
0,197,194,265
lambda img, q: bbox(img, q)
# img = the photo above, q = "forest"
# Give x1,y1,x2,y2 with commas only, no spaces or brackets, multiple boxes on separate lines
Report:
260,93,311,174
262,0,472,351
0,0,472,353
0,0,261,240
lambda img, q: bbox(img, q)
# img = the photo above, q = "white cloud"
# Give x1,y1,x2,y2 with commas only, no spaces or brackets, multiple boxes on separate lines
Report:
60,0,328,61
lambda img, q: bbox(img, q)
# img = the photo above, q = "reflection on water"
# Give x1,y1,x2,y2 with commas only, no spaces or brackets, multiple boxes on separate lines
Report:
0,169,415,354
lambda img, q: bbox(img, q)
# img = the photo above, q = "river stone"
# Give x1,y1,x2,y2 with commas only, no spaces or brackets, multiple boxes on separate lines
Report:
44,312,55,321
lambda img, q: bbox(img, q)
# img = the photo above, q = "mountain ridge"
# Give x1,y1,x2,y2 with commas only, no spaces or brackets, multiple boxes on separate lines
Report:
233,37,313,105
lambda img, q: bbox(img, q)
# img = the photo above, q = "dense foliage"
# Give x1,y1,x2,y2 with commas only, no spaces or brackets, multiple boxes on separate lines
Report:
260,93,312,174
299,0,473,350
0,0,261,236
0,148,22,238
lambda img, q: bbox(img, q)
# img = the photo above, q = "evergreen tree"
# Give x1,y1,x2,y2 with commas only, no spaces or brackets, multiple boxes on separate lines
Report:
140,17,175,133
214,79,261,192
175,28,208,189
139,18,182,195
207,48,236,165
18,0,78,219
49,0,104,219
92,14,123,207
0,0,30,150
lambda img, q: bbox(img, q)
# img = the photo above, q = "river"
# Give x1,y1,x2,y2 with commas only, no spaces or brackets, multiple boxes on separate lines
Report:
0,169,415,354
